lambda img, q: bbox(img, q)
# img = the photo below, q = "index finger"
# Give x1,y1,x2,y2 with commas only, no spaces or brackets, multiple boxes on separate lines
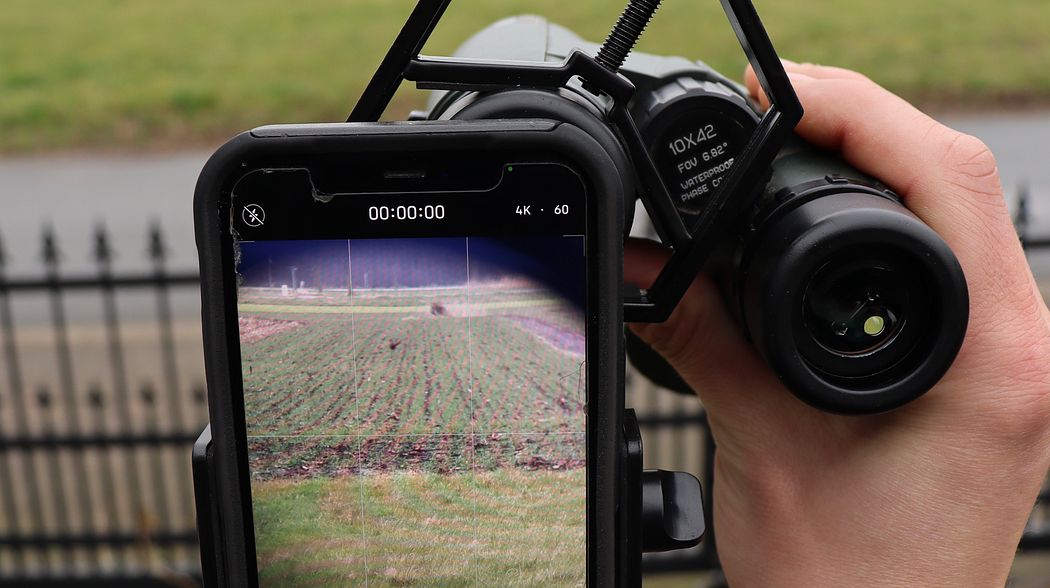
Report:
747,63,998,214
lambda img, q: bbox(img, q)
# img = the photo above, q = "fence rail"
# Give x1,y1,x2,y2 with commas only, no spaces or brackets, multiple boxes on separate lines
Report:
0,185,1048,585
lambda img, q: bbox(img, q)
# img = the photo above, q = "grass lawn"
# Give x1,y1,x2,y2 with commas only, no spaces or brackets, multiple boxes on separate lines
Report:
2,0,1048,153
251,468,585,587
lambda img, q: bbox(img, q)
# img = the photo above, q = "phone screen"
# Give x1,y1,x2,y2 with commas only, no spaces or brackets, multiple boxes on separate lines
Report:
231,160,588,587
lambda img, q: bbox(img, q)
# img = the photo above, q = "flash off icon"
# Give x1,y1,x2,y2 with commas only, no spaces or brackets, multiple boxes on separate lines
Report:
242,204,266,227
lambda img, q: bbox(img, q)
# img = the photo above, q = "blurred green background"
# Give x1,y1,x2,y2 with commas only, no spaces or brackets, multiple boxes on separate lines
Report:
2,0,1049,153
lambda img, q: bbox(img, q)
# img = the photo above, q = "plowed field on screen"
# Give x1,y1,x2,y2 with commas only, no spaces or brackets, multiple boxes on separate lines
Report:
239,286,586,473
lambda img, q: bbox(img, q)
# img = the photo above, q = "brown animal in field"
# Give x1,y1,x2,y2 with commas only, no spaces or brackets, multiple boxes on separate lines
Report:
430,302,446,316
389,339,402,350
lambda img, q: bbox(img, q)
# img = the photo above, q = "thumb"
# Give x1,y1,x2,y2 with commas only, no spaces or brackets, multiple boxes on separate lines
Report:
625,238,788,416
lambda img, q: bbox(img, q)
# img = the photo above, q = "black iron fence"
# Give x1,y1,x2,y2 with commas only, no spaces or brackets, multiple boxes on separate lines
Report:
0,224,206,585
0,185,1047,585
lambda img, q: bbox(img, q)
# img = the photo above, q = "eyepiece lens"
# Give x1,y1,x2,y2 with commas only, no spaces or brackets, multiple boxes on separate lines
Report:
803,261,909,357
863,315,886,337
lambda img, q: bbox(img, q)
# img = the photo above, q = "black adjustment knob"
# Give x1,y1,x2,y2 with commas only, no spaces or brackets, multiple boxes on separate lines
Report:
640,469,705,552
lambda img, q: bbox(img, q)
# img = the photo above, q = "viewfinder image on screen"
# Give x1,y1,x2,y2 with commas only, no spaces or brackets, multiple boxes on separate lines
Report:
236,235,586,587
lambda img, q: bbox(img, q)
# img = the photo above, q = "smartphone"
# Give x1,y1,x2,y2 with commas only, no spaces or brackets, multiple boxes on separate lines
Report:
194,120,626,587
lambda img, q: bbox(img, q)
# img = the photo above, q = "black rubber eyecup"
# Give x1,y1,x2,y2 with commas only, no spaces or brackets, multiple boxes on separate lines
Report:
742,192,969,414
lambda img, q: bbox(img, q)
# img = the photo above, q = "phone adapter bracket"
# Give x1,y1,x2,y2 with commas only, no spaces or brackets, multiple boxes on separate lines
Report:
349,0,803,323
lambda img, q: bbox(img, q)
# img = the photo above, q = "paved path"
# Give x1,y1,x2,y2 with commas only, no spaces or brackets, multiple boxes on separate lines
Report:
1,151,209,324
1,110,1048,321
0,151,207,277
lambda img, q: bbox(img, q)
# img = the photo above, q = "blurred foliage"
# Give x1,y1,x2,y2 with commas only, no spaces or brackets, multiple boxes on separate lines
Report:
1,0,1048,152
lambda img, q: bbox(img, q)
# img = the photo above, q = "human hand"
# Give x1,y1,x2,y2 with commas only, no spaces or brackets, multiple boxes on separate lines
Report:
625,61,1050,587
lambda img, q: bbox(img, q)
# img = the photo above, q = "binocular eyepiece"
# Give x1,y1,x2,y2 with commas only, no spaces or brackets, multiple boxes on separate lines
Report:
422,16,969,414
728,156,968,413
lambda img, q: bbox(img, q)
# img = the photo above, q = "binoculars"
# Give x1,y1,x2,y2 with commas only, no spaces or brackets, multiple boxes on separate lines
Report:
417,15,969,414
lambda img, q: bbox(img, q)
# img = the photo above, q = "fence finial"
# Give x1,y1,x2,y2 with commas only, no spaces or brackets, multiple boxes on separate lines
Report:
36,385,51,409
148,221,167,263
41,224,60,268
94,224,113,264
88,384,105,409
1015,182,1031,242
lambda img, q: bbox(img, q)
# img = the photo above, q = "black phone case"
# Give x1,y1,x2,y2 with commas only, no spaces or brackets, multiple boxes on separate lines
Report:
193,119,627,587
